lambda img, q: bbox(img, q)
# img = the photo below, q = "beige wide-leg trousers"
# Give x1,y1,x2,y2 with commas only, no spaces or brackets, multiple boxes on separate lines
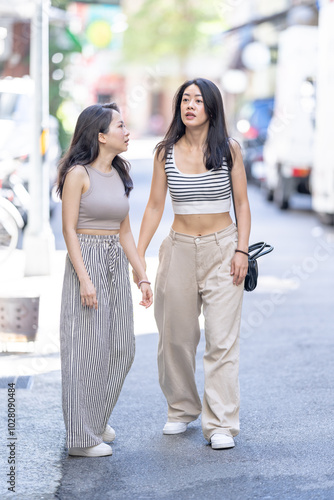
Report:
154,223,244,441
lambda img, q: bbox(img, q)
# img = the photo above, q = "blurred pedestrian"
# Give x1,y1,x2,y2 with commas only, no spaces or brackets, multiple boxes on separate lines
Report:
57,103,153,458
134,78,251,449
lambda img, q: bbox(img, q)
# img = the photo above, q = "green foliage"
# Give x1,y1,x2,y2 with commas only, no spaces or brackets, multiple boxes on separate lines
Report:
123,0,223,63
51,0,70,9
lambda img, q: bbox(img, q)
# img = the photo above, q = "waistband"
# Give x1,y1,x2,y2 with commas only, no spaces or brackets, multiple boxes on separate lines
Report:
169,223,237,244
77,233,119,244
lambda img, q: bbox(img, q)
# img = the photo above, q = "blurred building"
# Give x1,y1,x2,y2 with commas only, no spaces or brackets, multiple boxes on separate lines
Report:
0,2,69,78
119,0,319,137
217,0,318,121
0,0,320,140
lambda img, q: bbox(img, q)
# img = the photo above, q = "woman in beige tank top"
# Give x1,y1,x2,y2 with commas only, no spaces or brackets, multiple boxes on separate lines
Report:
56,103,152,458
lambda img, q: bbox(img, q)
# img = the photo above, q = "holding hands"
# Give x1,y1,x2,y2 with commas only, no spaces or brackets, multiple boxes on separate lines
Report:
132,256,152,308
133,268,153,308
138,280,153,308
80,274,153,309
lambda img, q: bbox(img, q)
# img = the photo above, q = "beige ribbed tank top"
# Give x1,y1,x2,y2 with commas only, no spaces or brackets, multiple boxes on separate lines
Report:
77,166,129,231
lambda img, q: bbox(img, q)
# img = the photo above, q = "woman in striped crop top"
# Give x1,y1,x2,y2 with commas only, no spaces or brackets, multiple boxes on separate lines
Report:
135,78,251,450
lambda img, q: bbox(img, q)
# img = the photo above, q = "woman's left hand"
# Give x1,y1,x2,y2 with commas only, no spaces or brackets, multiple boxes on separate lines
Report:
139,283,153,308
231,252,248,286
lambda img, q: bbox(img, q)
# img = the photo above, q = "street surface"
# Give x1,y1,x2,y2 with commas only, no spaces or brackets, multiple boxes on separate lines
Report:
0,152,334,499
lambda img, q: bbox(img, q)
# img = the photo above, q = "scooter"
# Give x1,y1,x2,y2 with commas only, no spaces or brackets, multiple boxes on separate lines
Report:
0,158,30,227
0,195,24,264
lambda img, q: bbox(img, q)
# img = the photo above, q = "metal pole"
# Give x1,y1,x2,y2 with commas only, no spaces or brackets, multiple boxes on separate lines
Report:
23,0,55,276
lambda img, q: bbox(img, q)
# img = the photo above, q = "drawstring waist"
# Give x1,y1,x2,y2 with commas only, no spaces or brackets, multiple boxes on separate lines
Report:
77,233,120,245
76,233,121,283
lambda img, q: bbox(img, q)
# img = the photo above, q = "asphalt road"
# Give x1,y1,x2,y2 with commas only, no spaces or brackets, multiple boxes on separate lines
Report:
52,165,334,500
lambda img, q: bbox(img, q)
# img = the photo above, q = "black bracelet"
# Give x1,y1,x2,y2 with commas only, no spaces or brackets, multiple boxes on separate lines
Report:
235,249,249,257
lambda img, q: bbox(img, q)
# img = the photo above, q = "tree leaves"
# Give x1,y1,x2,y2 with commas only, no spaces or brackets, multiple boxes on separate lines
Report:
123,0,224,63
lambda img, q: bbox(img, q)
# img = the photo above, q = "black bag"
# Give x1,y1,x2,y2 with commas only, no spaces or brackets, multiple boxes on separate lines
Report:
244,242,274,292
229,169,274,292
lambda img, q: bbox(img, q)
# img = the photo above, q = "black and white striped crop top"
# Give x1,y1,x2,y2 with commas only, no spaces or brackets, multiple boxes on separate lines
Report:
165,146,231,215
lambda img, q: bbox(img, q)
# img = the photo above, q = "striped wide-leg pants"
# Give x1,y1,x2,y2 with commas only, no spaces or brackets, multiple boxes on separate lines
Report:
60,234,135,449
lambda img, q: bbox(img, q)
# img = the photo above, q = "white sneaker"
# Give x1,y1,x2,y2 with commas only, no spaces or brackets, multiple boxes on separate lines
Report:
102,424,116,442
163,422,188,435
68,443,113,457
210,433,235,449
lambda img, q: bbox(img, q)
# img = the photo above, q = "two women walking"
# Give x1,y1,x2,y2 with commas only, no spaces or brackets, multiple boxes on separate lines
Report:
58,78,251,456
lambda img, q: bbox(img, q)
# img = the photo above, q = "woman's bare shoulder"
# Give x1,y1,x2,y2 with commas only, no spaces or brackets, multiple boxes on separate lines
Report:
228,137,242,154
62,165,90,195
66,164,89,180
154,147,167,167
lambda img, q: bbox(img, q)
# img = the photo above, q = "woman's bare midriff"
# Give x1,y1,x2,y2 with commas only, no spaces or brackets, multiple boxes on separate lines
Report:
172,212,233,236
76,229,119,235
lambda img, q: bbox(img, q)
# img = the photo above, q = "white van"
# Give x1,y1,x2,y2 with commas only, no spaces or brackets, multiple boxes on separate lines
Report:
312,2,334,224
263,25,318,209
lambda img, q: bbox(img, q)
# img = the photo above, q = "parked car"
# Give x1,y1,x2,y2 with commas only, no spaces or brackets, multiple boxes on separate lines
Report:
236,97,274,183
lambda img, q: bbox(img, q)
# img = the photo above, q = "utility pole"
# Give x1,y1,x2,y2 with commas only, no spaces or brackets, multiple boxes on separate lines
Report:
23,0,55,276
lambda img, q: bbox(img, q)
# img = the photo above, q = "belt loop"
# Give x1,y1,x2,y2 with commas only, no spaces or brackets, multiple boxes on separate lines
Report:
170,228,176,244
214,231,220,245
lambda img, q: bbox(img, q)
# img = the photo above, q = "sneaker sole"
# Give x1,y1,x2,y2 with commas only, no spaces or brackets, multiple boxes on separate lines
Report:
163,428,187,435
211,442,235,450
163,424,188,435
69,448,113,457
68,448,112,458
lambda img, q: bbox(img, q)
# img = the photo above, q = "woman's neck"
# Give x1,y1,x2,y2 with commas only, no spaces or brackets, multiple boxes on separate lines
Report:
91,153,116,173
181,127,208,151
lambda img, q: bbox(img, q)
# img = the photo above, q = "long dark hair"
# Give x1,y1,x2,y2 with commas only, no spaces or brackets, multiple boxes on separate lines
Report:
56,103,133,199
156,78,233,170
